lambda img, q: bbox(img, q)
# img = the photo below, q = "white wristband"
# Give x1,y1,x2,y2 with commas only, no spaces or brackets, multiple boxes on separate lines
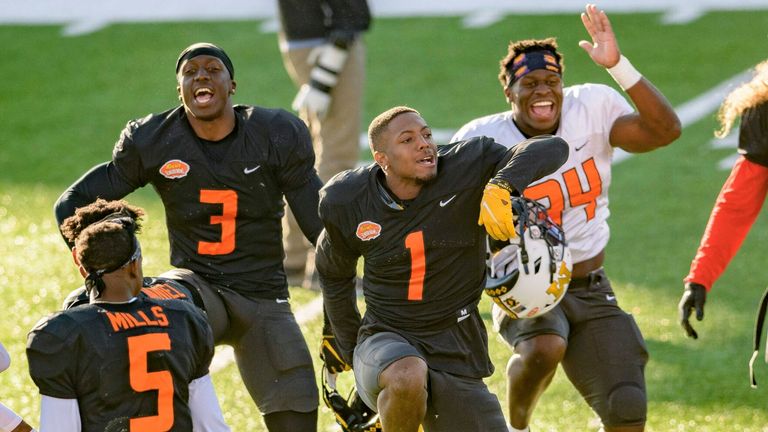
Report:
607,55,642,91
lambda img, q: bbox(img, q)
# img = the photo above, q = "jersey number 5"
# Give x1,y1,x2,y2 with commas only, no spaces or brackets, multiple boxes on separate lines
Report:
523,158,602,225
128,333,174,431
198,189,238,255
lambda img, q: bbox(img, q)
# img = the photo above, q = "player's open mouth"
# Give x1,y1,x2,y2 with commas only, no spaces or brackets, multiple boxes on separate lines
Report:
417,155,435,167
194,87,214,104
530,100,555,120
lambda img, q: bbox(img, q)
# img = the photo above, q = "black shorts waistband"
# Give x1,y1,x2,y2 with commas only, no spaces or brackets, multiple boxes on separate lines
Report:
568,267,606,291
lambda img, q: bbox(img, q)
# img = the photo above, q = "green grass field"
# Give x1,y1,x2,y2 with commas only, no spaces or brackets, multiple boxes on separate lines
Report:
2,9,768,431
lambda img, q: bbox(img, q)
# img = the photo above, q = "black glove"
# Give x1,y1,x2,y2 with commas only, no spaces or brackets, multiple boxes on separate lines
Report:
321,315,352,373
679,282,707,339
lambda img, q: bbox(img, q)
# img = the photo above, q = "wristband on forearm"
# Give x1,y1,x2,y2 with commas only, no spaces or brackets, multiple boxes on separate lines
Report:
488,178,516,194
607,55,642,91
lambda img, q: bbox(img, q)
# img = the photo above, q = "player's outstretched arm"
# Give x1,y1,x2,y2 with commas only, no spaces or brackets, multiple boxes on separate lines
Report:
579,3,681,152
54,162,136,248
189,374,231,431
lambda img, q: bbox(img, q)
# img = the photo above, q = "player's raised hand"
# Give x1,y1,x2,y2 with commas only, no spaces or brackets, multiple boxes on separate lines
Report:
578,4,621,68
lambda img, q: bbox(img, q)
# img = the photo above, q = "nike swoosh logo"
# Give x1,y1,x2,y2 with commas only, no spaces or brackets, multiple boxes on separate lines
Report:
574,141,588,151
276,298,289,304
244,165,261,174
439,194,457,207
606,294,616,301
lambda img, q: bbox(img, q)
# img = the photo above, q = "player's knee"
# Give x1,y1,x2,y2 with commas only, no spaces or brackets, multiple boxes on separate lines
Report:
381,357,428,400
513,335,566,372
605,383,646,426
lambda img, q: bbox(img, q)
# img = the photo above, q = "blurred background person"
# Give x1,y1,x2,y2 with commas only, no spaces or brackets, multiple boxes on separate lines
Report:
277,0,372,288
680,60,768,340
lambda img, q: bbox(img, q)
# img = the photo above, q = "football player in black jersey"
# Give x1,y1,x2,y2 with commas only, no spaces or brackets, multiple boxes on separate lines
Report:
316,106,568,431
54,43,322,431
28,200,228,432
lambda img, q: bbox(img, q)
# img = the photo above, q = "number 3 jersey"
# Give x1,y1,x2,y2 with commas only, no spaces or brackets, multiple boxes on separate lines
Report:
452,84,633,264
26,297,214,432
59,105,316,298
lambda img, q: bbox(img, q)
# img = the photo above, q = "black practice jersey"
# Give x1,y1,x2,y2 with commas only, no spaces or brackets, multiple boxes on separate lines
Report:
739,101,768,167
27,297,214,432
317,135,568,369
56,105,320,298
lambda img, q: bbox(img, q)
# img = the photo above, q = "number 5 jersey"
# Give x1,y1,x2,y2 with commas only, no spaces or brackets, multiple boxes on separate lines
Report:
27,297,215,432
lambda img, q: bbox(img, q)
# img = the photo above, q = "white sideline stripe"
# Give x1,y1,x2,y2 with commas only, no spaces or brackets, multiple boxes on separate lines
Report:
210,296,324,373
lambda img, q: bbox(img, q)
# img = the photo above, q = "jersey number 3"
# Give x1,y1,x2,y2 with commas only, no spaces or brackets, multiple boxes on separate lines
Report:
523,158,602,225
198,189,238,255
128,333,174,431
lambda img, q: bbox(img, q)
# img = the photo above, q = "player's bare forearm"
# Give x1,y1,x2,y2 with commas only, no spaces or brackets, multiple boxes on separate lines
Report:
610,80,681,153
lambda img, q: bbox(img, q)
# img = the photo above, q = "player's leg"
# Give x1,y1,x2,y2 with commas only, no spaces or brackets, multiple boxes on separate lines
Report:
157,268,229,342
560,271,648,431
422,370,507,432
498,306,569,430
223,292,318,432
354,332,428,432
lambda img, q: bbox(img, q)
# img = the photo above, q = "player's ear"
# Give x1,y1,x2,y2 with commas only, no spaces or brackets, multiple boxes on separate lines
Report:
71,248,88,278
128,258,142,280
229,80,237,95
504,86,514,104
373,150,388,171
71,247,79,265
177,84,182,102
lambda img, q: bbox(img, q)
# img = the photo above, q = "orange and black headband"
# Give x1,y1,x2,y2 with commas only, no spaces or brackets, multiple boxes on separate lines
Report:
506,50,562,87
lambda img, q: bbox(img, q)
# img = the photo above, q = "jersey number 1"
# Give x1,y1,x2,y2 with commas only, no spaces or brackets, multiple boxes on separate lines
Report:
128,333,174,431
405,231,426,301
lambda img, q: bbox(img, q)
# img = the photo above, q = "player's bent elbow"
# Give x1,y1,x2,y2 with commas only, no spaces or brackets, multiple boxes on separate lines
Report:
661,118,682,145
645,119,682,150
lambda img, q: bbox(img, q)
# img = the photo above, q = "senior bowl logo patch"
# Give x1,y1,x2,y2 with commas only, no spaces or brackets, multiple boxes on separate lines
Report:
356,221,382,241
159,159,190,179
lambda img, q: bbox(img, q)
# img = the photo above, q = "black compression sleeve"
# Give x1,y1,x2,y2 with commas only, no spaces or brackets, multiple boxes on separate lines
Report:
285,174,324,246
492,135,569,192
54,162,137,247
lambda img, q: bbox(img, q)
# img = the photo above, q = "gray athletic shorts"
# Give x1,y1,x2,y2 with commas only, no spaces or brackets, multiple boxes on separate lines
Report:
497,268,649,427
160,268,318,414
353,331,508,432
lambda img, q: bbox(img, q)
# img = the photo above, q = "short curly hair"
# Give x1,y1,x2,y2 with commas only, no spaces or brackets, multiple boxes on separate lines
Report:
498,37,563,88
60,199,144,273
368,106,421,152
60,199,144,245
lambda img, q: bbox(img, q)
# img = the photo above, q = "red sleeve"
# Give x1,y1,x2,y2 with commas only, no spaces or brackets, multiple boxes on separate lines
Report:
685,156,768,290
